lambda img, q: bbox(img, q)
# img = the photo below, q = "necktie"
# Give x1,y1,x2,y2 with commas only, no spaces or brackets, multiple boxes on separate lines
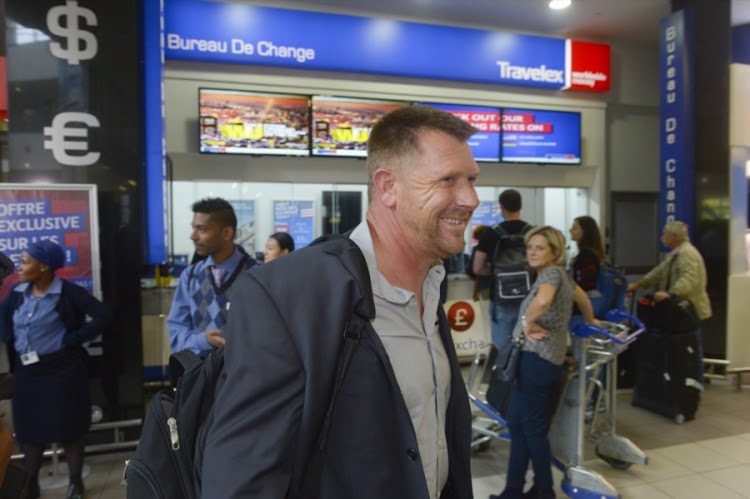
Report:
211,266,225,286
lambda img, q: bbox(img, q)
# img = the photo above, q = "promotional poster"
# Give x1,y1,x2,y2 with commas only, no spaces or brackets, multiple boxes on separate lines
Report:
273,200,315,249
0,184,101,301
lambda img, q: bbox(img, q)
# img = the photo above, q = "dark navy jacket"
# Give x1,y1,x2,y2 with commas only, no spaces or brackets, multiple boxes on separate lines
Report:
1,279,113,359
202,236,473,499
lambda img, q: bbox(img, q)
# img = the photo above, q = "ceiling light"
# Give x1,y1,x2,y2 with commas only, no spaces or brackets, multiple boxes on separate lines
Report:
549,0,571,9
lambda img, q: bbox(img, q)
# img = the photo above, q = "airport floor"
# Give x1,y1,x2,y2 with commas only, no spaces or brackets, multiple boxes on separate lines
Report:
31,377,750,499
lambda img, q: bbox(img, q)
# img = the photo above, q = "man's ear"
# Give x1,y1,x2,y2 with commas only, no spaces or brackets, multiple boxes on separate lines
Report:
372,168,396,208
222,226,234,242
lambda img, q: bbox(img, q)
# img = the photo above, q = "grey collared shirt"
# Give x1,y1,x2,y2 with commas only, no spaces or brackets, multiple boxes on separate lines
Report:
350,220,451,499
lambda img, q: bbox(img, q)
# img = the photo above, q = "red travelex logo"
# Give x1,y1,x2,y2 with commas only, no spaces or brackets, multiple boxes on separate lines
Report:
447,301,475,332
566,40,610,92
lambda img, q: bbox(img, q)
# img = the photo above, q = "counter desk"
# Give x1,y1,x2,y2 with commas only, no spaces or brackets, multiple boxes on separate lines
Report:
443,274,491,360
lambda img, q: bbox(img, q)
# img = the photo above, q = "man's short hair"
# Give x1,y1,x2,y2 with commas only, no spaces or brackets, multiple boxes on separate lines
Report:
664,221,689,243
366,106,478,200
498,189,522,213
192,197,237,235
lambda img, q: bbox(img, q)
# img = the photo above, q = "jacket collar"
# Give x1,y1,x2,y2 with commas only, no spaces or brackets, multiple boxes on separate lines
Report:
311,233,376,320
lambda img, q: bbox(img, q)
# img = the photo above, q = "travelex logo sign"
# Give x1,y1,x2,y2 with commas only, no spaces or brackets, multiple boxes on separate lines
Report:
659,10,695,235
494,40,609,91
164,0,609,92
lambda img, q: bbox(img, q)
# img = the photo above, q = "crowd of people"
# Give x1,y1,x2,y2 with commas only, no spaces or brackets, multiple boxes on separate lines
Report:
0,105,713,499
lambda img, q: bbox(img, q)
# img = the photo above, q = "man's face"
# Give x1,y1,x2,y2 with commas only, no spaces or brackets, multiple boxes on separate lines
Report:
661,229,678,249
393,129,480,260
190,212,232,257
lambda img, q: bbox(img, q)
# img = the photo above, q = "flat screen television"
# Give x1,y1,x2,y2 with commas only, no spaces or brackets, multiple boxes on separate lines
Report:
413,103,500,162
311,96,407,157
501,108,581,165
199,88,311,156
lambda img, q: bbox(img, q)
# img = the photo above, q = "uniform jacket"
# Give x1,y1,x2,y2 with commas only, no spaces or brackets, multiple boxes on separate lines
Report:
0,279,113,356
640,240,712,320
201,236,473,499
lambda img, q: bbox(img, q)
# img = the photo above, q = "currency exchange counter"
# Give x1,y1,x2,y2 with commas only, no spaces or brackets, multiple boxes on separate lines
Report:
443,274,491,360
141,287,175,384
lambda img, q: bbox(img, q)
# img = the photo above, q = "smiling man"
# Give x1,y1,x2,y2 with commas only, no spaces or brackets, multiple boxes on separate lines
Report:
167,197,256,357
202,106,478,498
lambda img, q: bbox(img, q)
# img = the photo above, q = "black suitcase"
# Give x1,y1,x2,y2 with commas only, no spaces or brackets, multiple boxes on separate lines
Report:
616,292,640,388
616,343,638,389
632,330,701,423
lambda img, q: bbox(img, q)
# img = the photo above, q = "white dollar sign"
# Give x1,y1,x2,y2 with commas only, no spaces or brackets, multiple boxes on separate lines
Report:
47,0,98,65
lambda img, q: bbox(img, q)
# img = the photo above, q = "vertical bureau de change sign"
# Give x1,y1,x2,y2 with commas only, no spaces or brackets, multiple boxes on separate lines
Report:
659,10,696,239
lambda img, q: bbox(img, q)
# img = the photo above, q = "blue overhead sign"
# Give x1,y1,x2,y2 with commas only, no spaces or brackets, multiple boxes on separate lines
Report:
659,10,695,242
164,0,609,91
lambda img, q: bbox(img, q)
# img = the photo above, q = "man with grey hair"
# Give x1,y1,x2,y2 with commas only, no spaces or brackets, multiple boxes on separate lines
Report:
202,106,477,498
627,221,711,381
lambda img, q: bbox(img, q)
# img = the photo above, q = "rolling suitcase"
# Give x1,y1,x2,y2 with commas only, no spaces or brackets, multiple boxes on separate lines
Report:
631,330,701,423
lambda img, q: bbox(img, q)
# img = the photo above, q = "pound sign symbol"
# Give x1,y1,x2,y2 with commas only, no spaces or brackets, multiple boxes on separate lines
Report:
43,112,101,166
47,0,98,65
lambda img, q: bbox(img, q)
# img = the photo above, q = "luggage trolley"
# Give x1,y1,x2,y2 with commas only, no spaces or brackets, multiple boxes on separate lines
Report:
550,310,649,498
466,310,649,499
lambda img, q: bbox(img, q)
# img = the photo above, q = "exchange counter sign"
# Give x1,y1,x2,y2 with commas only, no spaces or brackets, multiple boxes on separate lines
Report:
447,301,474,332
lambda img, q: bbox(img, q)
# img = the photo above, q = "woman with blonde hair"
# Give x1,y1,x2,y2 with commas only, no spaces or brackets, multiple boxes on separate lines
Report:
492,226,596,499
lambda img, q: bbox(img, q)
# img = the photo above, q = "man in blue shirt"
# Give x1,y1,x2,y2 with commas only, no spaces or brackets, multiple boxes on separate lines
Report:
167,198,256,357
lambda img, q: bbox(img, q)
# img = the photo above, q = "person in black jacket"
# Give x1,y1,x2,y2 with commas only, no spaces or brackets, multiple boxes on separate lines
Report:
0,241,112,499
0,252,12,284
568,215,604,292
202,105,477,498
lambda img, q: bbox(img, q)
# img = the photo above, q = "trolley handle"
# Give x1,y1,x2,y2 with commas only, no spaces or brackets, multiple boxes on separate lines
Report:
573,310,645,345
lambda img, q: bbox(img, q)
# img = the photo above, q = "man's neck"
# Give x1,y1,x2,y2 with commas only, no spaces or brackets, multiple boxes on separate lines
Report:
365,212,431,306
211,246,235,266
502,210,522,221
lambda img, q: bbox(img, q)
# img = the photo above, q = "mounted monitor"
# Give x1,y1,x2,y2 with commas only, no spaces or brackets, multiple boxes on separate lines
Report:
311,96,407,157
199,88,311,156
501,108,581,165
413,103,500,162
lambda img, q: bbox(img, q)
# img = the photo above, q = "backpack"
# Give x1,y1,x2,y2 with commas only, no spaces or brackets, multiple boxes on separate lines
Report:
492,222,533,305
123,318,363,498
587,263,628,319
124,349,223,498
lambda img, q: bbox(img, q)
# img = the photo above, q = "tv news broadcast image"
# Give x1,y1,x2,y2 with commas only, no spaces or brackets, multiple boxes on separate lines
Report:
199,89,311,156
311,96,407,158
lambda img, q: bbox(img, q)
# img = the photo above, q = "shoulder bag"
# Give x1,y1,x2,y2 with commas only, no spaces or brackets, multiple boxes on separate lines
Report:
495,332,525,384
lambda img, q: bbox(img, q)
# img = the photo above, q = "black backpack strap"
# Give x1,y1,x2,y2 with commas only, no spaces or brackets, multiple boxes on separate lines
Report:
491,223,506,262
169,350,204,387
492,223,507,237
299,313,364,496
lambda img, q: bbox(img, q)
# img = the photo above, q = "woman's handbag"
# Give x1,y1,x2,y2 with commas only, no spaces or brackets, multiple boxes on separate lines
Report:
495,332,525,384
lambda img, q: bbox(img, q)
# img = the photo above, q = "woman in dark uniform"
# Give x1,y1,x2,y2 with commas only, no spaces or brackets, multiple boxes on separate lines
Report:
0,241,112,499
